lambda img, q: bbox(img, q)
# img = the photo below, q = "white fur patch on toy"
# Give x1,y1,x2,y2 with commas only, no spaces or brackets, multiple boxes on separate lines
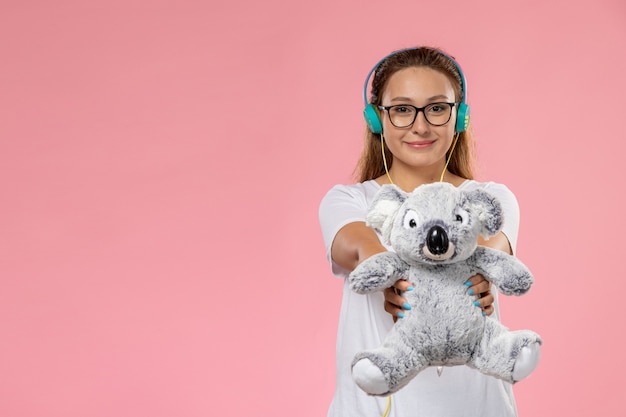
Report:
512,342,542,381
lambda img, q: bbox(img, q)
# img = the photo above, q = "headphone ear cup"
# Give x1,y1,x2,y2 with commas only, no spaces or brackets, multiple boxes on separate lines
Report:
455,103,470,133
364,104,383,134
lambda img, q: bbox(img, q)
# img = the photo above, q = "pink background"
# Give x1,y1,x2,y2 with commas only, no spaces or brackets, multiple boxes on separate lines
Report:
1,0,624,416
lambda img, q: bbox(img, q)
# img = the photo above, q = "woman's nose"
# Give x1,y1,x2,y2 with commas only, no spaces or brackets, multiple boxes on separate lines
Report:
412,111,430,134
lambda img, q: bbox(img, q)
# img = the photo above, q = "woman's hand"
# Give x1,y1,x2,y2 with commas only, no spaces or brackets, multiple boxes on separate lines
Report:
383,280,414,322
464,274,495,317
384,275,495,321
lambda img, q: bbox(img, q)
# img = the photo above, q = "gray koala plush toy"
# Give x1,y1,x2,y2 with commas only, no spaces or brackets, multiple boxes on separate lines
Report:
350,182,542,396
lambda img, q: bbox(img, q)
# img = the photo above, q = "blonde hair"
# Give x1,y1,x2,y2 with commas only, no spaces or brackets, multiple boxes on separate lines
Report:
354,47,476,182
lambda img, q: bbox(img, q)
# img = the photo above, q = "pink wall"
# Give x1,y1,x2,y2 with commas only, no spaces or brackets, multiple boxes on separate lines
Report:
1,0,624,415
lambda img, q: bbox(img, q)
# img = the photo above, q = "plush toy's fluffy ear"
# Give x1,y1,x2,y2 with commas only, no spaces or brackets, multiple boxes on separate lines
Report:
366,184,407,245
468,189,503,238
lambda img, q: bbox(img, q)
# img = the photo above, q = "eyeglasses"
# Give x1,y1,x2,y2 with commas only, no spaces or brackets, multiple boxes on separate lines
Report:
378,102,457,128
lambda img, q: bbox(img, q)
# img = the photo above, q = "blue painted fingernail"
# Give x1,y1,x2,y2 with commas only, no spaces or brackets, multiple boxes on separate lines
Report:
403,302,412,310
464,281,472,287
398,312,405,319
407,286,414,291
482,311,487,317
468,289,474,295
474,301,480,306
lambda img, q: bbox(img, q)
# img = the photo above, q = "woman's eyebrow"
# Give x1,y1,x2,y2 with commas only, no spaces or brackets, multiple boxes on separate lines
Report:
389,94,450,102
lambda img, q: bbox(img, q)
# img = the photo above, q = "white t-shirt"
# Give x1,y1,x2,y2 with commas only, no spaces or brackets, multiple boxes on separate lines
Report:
318,179,521,417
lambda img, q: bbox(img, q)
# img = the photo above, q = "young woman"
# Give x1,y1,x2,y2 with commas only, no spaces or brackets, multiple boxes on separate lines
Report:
319,47,527,416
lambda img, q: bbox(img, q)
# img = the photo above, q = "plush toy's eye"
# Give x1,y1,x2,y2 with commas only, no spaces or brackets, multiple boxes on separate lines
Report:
403,210,419,229
454,208,469,225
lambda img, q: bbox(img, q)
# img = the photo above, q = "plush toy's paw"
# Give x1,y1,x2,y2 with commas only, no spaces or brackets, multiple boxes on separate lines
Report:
352,358,389,395
349,252,407,294
512,342,541,382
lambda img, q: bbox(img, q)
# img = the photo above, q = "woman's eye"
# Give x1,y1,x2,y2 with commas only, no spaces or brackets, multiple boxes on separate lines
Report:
392,106,413,114
429,104,445,113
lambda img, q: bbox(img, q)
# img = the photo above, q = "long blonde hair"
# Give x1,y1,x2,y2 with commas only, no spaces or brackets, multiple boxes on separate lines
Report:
355,47,476,182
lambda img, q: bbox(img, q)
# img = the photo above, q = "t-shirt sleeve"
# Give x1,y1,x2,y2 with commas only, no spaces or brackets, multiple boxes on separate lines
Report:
318,184,369,278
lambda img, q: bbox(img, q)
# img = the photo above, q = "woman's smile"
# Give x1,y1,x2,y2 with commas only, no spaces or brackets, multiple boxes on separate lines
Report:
405,139,436,149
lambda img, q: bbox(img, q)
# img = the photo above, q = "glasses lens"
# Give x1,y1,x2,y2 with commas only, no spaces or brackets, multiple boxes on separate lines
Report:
424,103,453,126
388,106,416,128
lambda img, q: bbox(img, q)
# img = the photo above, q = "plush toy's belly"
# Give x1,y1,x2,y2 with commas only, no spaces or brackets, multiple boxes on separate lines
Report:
398,271,485,362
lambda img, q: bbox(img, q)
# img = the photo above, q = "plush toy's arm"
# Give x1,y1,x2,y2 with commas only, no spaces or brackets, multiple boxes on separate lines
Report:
349,252,409,294
470,246,534,296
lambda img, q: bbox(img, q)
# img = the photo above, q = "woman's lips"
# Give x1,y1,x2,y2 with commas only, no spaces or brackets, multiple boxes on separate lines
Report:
405,140,435,149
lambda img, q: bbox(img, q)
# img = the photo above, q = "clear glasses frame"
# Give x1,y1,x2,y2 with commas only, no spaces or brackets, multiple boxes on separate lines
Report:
378,102,458,128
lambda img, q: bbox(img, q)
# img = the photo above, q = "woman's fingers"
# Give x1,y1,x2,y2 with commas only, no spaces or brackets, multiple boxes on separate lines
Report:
474,292,494,309
464,274,490,296
465,274,495,317
383,280,414,320
482,303,495,317
393,279,413,293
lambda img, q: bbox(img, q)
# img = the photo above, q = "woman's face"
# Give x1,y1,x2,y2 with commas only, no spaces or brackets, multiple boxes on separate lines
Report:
380,66,457,174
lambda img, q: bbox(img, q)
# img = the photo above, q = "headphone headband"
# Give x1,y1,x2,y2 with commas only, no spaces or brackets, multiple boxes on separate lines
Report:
363,47,470,134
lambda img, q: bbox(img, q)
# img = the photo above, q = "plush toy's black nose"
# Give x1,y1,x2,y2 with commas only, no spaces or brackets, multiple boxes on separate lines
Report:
426,226,449,255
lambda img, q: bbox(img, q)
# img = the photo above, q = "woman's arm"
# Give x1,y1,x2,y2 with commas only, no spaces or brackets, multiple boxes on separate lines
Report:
330,221,387,272
478,231,512,255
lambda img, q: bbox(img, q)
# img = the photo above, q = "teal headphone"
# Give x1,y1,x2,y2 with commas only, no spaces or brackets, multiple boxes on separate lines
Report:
363,48,470,134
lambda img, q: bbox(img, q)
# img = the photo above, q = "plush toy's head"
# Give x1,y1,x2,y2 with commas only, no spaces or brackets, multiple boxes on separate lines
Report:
367,183,503,266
